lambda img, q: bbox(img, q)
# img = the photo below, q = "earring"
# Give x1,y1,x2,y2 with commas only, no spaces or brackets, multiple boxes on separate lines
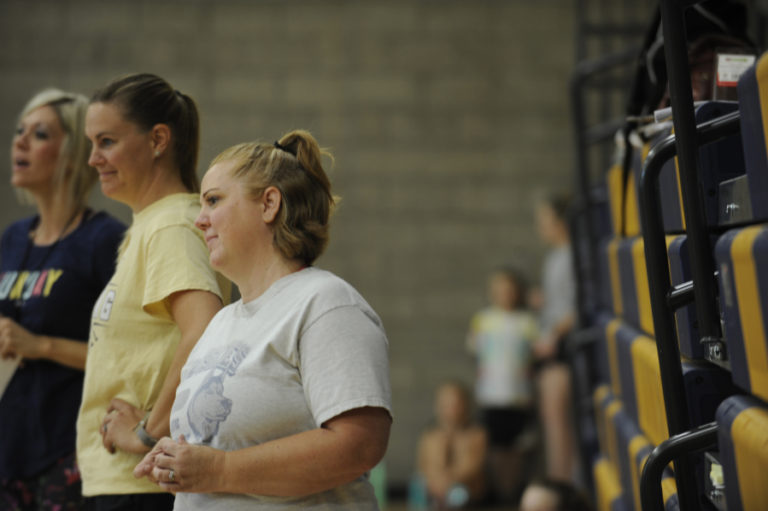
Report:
154,150,161,158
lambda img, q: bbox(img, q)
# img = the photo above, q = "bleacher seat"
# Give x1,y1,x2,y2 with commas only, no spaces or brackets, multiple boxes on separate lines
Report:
738,52,768,222
594,384,614,455
605,233,707,359
666,234,701,359
605,238,653,337
716,395,768,511
595,384,624,471
656,101,744,232
598,239,616,316
661,471,681,511
606,146,646,238
594,456,630,511
593,384,682,511
715,225,768,402
604,233,718,360
604,318,735,445
613,408,651,511
607,102,744,240
585,49,768,511
627,430,653,511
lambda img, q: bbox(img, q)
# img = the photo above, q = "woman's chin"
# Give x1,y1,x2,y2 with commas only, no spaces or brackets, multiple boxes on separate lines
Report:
209,253,227,273
99,184,131,206
99,182,118,198
10,173,33,189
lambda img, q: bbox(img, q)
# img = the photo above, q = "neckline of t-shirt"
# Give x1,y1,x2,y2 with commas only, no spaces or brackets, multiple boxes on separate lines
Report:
27,208,95,249
237,266,315,315
132,193,197,223
489,307,532,317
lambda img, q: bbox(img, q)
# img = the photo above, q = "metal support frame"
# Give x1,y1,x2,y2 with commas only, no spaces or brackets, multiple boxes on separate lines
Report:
564,325,603,491
659,0,723,350
638,110,741,511
570,47,640,327
640,422,719,511
667,281,695,310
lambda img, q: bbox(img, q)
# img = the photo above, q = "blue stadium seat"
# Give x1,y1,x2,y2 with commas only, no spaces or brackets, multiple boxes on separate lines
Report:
661,471,681,511
715,225,768,402
655,101,745,232
737,52,768,222
605,237,653,337
594,456,631,511
716,395,768,511
666,235,701,358
613,408,651,511
604,318,734,445
606,147,646,238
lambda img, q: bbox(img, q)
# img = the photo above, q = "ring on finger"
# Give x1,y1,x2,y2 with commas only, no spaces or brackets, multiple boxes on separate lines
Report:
169,469,176,482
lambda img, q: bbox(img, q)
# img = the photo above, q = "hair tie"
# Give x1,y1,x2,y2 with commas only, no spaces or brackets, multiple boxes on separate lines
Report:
274,141,289,152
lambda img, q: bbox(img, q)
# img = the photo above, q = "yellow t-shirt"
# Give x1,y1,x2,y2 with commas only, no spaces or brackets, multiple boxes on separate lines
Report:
76,193,231,496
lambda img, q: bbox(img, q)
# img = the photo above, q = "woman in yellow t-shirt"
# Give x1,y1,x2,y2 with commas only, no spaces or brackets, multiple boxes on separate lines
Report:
76,73,230,511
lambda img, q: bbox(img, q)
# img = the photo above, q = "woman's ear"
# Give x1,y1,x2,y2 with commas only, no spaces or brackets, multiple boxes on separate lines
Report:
150,123,172,157
261,186,282,224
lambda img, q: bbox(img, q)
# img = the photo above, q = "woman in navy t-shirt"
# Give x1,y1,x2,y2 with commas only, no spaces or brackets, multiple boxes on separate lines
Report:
0,89,125,510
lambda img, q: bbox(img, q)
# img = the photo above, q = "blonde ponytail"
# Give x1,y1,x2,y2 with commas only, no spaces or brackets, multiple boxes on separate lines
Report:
211,129,337,265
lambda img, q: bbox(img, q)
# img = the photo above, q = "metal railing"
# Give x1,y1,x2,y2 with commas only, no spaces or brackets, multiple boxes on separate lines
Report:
638,109,741,511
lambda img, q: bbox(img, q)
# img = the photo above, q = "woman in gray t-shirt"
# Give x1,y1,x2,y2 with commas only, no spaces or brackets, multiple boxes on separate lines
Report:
134,131,392,510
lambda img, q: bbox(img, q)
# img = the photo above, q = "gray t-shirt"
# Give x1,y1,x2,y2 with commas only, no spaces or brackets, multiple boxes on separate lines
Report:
540,245,576,338
170,267,391,510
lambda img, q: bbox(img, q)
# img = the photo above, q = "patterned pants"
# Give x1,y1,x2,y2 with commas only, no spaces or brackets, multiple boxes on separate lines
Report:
0,452,82,511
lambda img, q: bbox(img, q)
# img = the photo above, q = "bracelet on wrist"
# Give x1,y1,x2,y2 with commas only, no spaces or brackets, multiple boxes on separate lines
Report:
134,411,158,448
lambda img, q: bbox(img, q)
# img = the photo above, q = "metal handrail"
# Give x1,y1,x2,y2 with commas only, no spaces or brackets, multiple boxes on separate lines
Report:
638,108,741,511
660,0,723,361
640,422,719,511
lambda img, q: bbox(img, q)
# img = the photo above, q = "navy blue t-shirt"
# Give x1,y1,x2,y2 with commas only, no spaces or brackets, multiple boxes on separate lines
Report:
0,210,125,478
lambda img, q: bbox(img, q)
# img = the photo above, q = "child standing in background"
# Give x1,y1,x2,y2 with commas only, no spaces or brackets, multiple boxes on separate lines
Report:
466,267,538,504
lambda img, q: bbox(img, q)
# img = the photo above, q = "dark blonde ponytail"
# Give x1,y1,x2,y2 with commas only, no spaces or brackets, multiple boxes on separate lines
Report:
211,129,336,265
276,130,333,202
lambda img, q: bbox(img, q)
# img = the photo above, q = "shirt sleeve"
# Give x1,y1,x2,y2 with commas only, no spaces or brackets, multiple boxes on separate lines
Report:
466,312,482,353
142,224,223,320
299,305,392,427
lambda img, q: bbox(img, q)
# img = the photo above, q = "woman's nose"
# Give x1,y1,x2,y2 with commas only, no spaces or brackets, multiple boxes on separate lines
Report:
13,131,28,149
194,210,209,231
88,147,101,167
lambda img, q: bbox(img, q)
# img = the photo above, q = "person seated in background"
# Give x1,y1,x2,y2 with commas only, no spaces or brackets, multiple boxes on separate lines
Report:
518,479,592,511
417,381,487,509
466,266,538,503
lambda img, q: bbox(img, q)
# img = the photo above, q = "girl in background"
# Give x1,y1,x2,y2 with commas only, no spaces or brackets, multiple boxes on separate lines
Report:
466,266,538,503
533,194,577,483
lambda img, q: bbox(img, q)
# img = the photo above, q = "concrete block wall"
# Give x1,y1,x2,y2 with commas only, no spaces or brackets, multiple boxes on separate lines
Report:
0,0,574,487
